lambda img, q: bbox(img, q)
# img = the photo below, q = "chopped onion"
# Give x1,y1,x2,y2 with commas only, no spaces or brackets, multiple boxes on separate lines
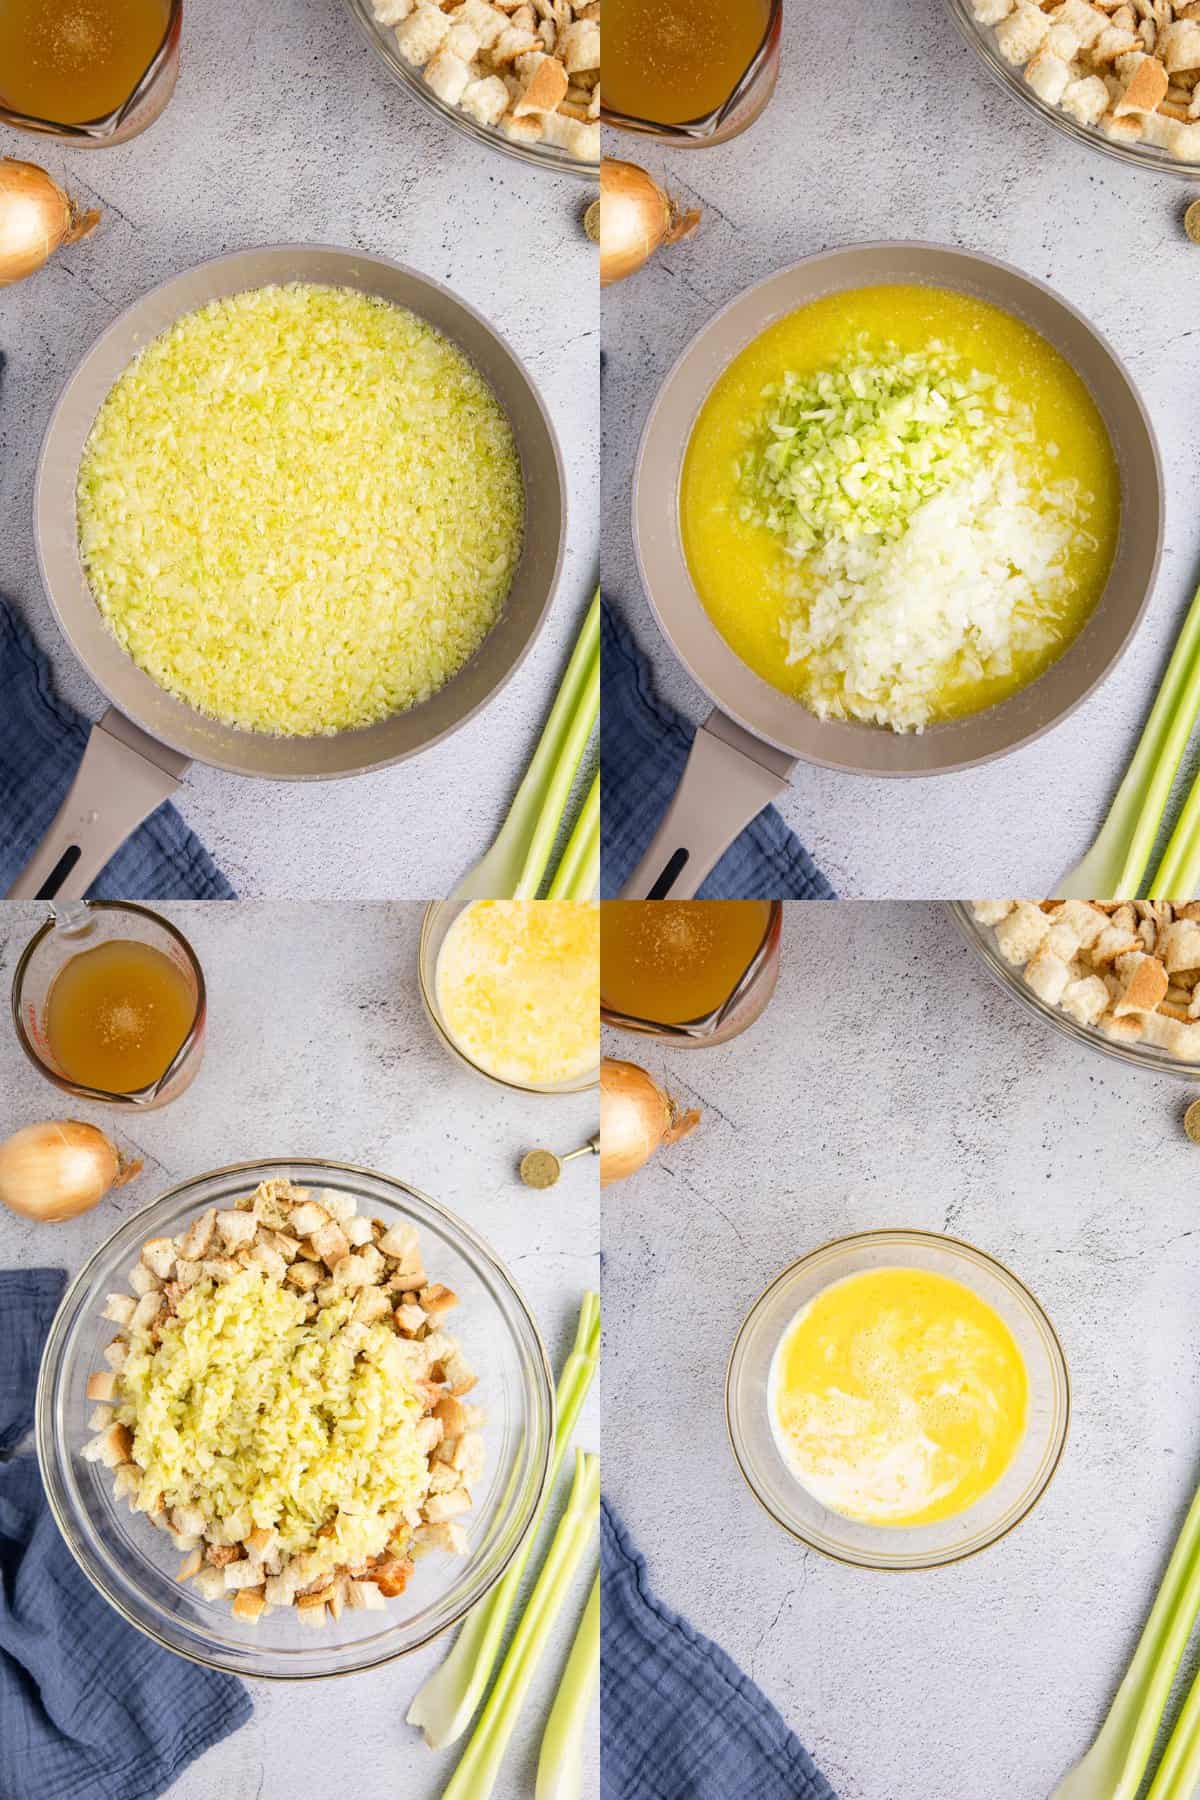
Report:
0,1121,141,1222
600,1058,700,1187
599,159,699,289
0,159,99,288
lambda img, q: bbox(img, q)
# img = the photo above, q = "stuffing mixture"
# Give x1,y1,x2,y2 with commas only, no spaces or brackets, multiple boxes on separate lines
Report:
371,0,600,160
972,899,1200,1056
83,1179,484,1627
970,0,1200,162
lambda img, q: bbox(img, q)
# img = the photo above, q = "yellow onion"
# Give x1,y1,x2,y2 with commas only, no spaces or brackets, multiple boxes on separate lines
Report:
599,159,700,289
0,1121,141,1222
0,159,100,288
600,1058,700,1187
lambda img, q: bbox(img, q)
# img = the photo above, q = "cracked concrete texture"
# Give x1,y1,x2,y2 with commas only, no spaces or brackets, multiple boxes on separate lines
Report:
601,0,1200,898
0,0,597,899
602,902,1200,1800
0,902,599,1800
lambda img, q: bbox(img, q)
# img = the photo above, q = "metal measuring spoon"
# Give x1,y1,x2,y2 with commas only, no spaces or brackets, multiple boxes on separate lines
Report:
520,1135,600,1189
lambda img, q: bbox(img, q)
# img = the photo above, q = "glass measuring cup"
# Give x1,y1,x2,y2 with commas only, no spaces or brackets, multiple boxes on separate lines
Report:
11,901,205,1108
600,900,783,1048
601,0,782,149
0,0,182,147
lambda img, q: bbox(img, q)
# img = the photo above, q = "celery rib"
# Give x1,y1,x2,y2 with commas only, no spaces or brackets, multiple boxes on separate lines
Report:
546,771,600,903
442,1451,601,1800
535,1568,600,1800
1146,1658,1200,1799
1052,1483,1200,1798
511,595,600,901
405,1293,600,1751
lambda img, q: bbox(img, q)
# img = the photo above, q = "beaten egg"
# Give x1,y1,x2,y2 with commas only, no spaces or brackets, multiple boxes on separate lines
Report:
768,1266,1028,1527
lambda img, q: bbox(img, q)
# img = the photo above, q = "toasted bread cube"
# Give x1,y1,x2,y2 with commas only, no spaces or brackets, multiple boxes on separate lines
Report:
994,901,1051,965
378,1222,420,1262
995,2,1051,62
1092,24,1141,61
971,900,1016,925
130,1291,164,1335
232,1586,267,1622
414,1520,469,1556
395,1303,428,1336
424,1488,471,1523
1114,54,1168,113
451,0,507,49
224,1559,265,1592
372,0,414,17
87,1403,115,1431
103,1339,128,1371
1098,1012,1146,1044
178,1547,204,1581
972,0,1014,16
1162,19,1200,71
179,1208,217,1263
128,1262,160,1297
452,1433,486,1485
102,1293,137,1327
1025,47,1072,102
1143,111,1200,153
1046,0,1107,56
1059,974,1111,1025
343,1215,374,1248
192,1566,227,1602
415,1415,444,1455
559,17,599,69
82,1422,133,1468
297,1598,327,1628
310,1221,350,1268
216,1209,258,1251
395,0,452,62
288,1200,330,1238
346,1579,388,1611
286,1259,324,1293
1091,922,1140,964
141,1238,176,1281
424,46,472,104
86,1369,118,1402
435,1394,469,1437
538,111,599,157
1142,1011,1200,1056
513,51,568,115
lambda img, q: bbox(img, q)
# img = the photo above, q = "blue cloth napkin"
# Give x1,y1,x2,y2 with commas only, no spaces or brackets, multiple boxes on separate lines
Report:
600,597,836,901
0,597,235,900
601,1499,838,1800
0,1268,252,1800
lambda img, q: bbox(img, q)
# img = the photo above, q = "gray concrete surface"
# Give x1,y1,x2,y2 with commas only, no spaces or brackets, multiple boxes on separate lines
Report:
0,901,599,1800
603,902,1200,1800
601,1,1200,898
0,0,598,899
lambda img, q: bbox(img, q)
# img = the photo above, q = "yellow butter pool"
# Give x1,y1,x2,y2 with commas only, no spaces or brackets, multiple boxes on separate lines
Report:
681,284,1120,727
769,1266,1028,1527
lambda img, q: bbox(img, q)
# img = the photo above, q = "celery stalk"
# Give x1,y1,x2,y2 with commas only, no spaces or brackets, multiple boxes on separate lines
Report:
535,1568,600,1800
442,1451,601,1800
511,596,600,901
1052,1482,1200,1799
546,772,600,902
1146,1658,1200,1799
406,1293,600,1750
1148,759,1200,898
1057,582,1200,901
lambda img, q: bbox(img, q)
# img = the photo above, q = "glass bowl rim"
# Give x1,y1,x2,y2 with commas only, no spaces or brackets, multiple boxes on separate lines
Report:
11,900,207,1107
725,1226,1071,1572
338,0,597,181
36,1154,555,1679
418,901,599,1098
942,0,1200,180
948,902,1200,1080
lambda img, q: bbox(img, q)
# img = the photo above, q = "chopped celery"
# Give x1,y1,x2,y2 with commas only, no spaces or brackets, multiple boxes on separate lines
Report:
442,1451,601,1800
406,1293,600,1750
535,1568,600,1800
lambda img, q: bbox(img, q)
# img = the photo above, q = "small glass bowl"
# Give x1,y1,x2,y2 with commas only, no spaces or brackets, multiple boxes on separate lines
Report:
339,0,596,180
37,1158,554,1678
600,901,782,1049
0,0,181,146
726,1229,1070,1571
944,0,1200,179
949,903,1200,1079
418,900,599,1098
601,0,782,148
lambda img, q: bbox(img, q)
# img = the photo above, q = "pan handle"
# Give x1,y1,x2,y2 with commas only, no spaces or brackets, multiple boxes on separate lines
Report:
619,709,796,900
6,711,192,901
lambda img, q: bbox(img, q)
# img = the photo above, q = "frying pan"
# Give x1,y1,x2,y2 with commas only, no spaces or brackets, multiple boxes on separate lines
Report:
622,242,1164,899
9,244,566,900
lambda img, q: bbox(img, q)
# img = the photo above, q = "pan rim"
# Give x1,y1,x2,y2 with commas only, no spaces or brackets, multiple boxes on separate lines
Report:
631,237,1165,779
34,241,568,783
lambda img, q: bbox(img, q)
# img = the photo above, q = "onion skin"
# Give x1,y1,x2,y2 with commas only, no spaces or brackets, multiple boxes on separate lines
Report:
0,159,100,288
599,159,700,289
600,1058,700,1187
0,1121,141,1222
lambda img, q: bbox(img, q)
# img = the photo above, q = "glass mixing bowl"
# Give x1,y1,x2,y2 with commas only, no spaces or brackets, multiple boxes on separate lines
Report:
949,902,1200,1078
418,900,599,1098
340,0,597,180
37,1158,554,1678
726,1229,1070,1571
944,0,1200,179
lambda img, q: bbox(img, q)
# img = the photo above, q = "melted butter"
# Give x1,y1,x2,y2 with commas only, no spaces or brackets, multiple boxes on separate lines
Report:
681,284,1120,725
769,1266,1028,1527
